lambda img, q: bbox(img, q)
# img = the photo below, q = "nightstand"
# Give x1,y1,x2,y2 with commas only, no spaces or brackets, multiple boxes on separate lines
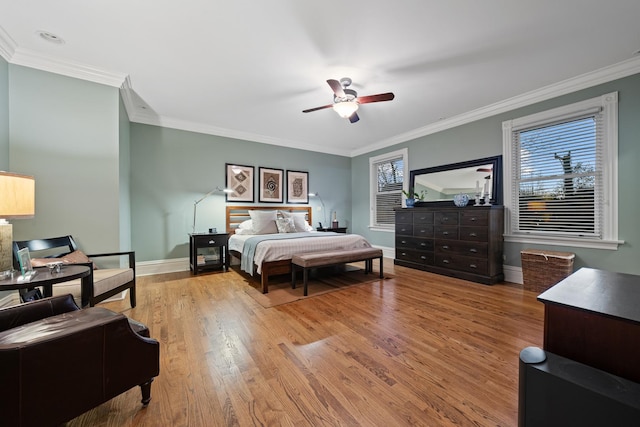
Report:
189,232,230,275
316,227,348,233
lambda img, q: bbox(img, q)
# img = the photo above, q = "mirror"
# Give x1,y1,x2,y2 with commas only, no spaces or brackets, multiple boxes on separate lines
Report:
410,155,502,206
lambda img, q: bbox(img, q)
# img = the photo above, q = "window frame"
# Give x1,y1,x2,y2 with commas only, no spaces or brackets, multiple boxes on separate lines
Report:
502,92,621,250
369,148,408,231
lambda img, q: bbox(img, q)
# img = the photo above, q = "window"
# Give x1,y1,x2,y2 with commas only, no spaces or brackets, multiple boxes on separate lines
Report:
369,148,407,229
502,92,620,249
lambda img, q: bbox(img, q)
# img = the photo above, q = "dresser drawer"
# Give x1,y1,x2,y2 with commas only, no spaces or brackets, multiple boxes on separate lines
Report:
413,225,434,238
191,234,229,246
435,240,488,258
395,211,413,224
460,210,489,226
396,249,434,266
396,236,434,251
435,212,459,225
434,226,459,240
413,212,434,224
435,254,489,275
396,223,413,236
459,226,488,242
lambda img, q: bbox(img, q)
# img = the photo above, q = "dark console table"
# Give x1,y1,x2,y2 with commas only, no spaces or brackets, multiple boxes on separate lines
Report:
189,233,229,275
538,267,640,383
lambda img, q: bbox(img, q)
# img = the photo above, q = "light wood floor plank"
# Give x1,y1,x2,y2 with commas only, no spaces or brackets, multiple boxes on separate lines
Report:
66,261,543,427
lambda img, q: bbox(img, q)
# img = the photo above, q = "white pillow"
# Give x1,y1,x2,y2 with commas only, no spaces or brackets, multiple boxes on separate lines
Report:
280,211,307,232
304,220,314,232
238,220,253,230
276,217,296,233
248,210,278,234
234,228,254,235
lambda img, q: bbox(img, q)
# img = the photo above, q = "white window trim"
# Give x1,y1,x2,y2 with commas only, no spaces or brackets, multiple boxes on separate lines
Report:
369,147,408,232
502,92,623,250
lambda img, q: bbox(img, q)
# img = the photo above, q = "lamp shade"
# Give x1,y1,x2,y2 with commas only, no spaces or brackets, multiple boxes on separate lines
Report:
332,101,359,118
0,172,35,219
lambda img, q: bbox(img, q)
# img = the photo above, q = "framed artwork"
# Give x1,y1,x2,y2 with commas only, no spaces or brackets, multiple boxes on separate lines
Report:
17,248,33,276
259,167,284,203
286,170,309,204
225,164,255,202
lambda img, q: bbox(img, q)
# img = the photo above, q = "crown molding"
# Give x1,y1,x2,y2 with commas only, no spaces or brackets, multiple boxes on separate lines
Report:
350,56,640,157
0,25,17,61
9,48,127,87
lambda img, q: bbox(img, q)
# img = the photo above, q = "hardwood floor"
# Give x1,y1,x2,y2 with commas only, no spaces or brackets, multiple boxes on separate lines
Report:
67,261,543,427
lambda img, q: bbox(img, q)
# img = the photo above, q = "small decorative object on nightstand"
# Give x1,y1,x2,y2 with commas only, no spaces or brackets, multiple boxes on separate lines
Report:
189,232,230,275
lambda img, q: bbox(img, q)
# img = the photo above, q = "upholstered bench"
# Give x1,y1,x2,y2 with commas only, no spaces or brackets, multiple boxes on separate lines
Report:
291,247,383,296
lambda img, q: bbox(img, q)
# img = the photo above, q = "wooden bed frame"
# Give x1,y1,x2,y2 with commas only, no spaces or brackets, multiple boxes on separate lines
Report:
226,205,313,293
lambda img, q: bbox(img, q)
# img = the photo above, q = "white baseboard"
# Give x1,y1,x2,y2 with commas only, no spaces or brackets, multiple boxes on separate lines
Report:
135,257,190,276
503,265,523,284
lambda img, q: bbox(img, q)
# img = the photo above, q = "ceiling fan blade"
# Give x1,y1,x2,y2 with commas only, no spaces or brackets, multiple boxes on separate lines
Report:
357,92,395,104
327,79,346,98
302,104,333,113
349,112,360,123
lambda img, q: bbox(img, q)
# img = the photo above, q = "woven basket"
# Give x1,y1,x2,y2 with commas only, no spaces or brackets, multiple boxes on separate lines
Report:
521,249,575,293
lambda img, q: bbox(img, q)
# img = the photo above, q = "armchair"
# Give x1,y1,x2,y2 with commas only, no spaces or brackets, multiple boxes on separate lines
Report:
13,235,136,308
0,294,159,427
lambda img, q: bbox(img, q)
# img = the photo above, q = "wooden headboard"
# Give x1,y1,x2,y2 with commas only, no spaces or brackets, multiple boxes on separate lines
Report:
226,205,313,232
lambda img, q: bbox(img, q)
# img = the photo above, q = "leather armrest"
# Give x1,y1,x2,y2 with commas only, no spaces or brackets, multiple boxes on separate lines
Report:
0,294,79,333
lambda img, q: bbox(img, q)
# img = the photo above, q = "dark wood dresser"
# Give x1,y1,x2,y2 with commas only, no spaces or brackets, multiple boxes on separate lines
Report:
394,205,504,284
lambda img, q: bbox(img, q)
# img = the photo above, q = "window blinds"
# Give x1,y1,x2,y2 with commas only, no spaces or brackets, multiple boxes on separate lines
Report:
374,156,403,225
512,111,603,237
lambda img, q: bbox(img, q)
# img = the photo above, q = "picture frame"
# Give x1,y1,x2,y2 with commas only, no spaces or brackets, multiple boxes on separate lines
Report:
225,163,255,202
286,170,309,204
17,247,33,276
259,167,284,203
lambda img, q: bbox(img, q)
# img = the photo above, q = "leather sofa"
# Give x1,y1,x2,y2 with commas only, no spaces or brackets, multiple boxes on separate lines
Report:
0,294,159,427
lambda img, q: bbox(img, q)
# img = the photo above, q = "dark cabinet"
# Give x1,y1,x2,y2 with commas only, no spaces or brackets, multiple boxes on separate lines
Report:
394,206,504,284
189,233,230,275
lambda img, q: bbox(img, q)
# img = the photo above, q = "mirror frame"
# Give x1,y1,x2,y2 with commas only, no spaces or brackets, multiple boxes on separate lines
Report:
410,155,503,206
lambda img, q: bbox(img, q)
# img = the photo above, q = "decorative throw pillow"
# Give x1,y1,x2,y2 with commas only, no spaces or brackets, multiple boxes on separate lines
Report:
276,217,296,233
31,250,97,269
238,220,253,230
234,228,254,235
280,211,307,232
248,210,278,234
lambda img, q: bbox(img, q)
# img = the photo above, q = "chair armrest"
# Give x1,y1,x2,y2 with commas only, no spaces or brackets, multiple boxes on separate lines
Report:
0,294,80,332
86,251,135,270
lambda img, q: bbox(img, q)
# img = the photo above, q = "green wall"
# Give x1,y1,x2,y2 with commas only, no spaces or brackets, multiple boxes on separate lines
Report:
0,56,8,170
130,123,351,261
8,65,127,254
352,73,640,275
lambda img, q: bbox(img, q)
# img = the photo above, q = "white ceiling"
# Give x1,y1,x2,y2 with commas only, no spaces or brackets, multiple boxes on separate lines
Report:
1,1,640,157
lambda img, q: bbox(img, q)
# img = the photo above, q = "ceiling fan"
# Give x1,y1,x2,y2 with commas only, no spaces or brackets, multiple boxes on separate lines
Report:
302,77,395,123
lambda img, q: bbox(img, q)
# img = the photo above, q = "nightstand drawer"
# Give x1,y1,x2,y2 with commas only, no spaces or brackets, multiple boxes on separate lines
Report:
192,234,229,246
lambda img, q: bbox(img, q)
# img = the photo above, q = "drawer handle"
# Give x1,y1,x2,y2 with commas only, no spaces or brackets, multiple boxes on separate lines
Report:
208,240,216,244
470,264,477,269
419,216,427,220
420,242,427,247
442,245,449,249
401,240,407,244
442,231,449,235
471,217,477,221
469,248,477,253
401,252,407,256
420,256,427,260
442,217,449,221
402,228,408,232
442,259,450,264
469,232,477,237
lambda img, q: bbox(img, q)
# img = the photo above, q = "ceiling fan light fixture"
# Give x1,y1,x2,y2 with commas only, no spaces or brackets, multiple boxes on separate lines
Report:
333,101,359,118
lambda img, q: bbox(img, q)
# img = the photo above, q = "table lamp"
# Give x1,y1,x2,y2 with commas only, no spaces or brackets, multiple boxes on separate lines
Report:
0,172,35,273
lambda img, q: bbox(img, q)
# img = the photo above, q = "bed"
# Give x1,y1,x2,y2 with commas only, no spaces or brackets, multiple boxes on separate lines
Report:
226,205,373,293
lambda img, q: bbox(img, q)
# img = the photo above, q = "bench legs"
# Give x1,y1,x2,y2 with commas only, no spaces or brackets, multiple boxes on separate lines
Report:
291,256,384,297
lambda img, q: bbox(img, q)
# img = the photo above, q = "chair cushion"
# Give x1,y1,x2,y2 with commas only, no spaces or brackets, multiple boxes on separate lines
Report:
50,268,134,305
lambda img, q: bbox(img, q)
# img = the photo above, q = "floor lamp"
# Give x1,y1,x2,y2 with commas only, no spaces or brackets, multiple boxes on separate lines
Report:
192,186,232,234
0,172,35,274
308,192,326,228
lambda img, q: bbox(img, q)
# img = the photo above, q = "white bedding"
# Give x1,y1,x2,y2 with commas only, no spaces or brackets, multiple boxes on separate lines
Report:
228,232,372,274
